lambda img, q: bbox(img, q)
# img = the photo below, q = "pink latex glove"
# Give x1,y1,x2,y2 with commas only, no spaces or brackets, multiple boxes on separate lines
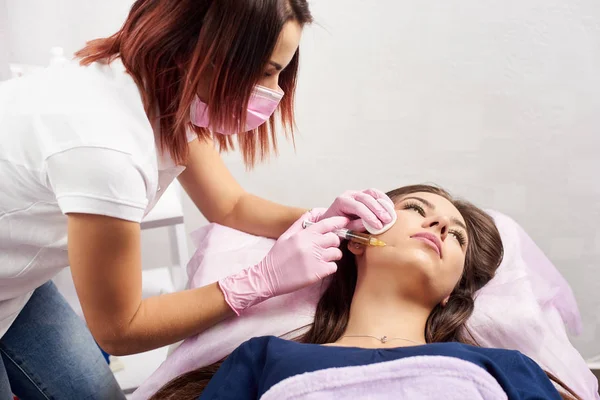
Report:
316,189,395,232
218,215,349,316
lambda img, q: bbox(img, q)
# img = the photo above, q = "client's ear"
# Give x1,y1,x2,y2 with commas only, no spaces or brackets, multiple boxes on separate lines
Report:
347,241,365,256
441,296,450,307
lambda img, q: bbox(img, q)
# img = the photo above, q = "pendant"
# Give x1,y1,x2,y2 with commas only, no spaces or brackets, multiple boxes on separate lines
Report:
380,336,388,343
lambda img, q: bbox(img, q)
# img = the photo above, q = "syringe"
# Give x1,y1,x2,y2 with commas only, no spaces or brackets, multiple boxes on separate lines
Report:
302,220,386,247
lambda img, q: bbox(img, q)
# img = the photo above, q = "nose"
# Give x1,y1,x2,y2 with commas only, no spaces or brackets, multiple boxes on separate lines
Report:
258,75,282,92
424,215,451,241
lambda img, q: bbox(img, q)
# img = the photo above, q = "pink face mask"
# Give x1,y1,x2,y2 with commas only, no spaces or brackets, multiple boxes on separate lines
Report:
190,85,284,135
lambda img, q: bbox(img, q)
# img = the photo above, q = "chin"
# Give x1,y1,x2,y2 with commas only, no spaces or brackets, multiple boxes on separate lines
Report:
401,250,438,275
410,248,440,264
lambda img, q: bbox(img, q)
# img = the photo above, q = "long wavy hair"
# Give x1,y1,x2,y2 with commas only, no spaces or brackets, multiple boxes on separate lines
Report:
151,185,580,400
76,0,312,167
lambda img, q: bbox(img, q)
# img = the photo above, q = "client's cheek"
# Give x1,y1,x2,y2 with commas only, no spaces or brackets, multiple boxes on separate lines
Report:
445,260,465,282
375,226,401,247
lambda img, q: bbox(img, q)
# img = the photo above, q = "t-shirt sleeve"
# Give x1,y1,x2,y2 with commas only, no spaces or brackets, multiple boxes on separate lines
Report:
45,147,149,222
499,352,563,399
200,337,268,400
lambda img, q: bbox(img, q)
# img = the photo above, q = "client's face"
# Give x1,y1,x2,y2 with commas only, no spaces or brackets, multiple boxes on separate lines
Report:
354,192,469,307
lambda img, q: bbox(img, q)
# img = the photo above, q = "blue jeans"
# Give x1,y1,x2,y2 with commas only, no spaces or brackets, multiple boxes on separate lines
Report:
0,281,125,399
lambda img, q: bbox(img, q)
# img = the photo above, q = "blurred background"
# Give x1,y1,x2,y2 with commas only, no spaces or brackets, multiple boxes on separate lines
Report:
1,0,598,385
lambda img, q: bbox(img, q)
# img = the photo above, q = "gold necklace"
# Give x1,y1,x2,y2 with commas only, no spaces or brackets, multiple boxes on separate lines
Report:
340,335,424,345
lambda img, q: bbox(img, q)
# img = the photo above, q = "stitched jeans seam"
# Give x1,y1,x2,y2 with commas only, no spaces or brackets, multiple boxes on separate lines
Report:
0,346,51,400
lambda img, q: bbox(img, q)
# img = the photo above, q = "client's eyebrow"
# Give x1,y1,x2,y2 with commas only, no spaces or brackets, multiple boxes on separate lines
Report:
402,196,467,231
269,61,283,71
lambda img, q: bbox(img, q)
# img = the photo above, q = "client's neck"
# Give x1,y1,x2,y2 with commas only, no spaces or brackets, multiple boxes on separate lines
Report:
335,270,430,349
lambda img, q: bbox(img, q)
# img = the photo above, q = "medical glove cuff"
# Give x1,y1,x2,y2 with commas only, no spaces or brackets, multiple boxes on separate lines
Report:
218,261,274,316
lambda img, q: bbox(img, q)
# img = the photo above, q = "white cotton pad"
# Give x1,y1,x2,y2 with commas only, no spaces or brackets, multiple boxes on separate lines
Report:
363,198,397,235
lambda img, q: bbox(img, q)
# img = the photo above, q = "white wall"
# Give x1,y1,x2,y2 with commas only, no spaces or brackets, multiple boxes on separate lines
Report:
4,0,599,359
3,0,132,65
0,0,10,79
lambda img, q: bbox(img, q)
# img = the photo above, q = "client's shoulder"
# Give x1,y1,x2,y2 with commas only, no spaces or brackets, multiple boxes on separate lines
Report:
432,342,534,364
237,335,295,352
231,336,304,364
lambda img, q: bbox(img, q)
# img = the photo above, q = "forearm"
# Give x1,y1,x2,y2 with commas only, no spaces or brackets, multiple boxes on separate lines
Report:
180,140,306,238
221,192,306,239
101,283,235,356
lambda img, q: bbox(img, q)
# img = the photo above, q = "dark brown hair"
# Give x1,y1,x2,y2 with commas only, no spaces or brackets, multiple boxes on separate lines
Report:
76,0,312,167
151,185,580,400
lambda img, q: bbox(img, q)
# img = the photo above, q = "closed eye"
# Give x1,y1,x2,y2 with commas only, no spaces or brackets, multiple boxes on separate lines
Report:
449,229,467,247
403,202,426,217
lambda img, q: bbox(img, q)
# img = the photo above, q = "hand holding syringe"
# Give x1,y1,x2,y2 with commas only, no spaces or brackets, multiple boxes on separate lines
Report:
302,220,386,247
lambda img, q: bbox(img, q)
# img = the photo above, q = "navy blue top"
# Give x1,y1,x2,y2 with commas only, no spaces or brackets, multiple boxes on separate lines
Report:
200,336,560,399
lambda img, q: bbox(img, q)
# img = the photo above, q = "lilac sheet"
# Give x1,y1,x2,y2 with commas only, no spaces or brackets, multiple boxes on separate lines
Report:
261,356,508,400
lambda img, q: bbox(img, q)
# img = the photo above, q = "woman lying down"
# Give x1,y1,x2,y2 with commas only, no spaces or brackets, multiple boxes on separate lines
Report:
153,185,579,400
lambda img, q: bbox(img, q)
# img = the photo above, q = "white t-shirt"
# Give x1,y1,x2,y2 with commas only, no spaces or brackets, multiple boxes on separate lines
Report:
0,59,193,338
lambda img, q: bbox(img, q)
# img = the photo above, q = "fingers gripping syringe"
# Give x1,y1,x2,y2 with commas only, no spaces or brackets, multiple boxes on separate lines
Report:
302,221,386,247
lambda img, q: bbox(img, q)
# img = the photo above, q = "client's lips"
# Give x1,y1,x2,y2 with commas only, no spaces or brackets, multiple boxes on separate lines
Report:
411,232,443,258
